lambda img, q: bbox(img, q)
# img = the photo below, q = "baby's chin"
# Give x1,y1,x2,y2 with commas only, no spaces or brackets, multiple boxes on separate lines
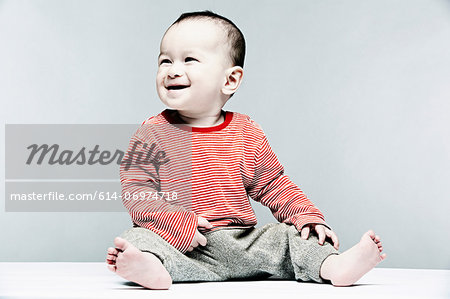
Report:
158,98,188,111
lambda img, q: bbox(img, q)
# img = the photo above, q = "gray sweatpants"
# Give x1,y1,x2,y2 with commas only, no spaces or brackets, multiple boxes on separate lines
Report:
120,223,339,284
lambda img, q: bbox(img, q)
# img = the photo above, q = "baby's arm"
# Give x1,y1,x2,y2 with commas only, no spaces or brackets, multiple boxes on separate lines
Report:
247,133,338,249
120,131,198,253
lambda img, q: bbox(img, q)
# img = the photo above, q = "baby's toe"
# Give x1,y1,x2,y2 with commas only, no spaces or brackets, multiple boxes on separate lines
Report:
366,230,376,239
107,264,116,272
106,259,115,265
108,247,118,255
107,253,117,261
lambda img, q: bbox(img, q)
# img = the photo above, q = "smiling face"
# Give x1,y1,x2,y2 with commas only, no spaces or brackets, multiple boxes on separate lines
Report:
156,19,234,116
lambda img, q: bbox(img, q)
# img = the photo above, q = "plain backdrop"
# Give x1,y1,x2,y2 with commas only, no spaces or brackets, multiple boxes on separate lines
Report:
1,0,449,270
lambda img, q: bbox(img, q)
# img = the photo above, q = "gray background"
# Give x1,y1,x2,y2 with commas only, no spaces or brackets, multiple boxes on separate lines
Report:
1,0,449,269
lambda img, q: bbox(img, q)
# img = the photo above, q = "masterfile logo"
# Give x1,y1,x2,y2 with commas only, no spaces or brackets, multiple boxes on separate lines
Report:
25,144,125,166
4,124,193,212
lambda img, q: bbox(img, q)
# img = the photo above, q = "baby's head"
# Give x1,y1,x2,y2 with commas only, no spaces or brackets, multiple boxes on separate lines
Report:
156,11,245,115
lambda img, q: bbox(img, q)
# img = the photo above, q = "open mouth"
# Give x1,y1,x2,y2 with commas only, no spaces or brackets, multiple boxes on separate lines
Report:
167,85,190,90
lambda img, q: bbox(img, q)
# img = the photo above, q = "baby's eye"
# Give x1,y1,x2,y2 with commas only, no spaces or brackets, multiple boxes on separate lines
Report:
159,59,171,65
185,57,198,63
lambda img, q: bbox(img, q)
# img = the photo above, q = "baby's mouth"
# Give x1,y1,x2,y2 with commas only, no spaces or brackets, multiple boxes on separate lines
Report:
167,85,190,90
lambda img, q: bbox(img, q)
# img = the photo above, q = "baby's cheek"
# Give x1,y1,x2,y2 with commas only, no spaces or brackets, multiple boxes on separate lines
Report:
155,77,165,88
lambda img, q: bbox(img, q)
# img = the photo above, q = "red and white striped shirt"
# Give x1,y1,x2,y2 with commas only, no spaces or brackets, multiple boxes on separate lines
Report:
120,109,328,253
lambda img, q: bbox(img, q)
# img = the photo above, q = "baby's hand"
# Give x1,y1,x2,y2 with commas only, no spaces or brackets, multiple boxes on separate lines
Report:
187,216,213,252
300,224,339,250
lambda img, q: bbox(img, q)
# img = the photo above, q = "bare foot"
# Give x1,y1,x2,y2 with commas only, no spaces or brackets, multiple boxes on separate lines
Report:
320,230,387,286
106,237,172,289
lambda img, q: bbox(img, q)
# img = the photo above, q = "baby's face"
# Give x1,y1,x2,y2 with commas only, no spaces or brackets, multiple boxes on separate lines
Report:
156,19,232,115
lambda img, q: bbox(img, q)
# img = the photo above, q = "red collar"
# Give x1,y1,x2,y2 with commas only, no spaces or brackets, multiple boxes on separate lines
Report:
161,109,233,132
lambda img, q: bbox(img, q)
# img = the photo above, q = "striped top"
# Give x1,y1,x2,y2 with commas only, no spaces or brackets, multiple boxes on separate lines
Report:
120,109,328,253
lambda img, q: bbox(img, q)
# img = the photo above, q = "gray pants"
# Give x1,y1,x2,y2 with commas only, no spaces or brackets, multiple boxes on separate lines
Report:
120,223,339,284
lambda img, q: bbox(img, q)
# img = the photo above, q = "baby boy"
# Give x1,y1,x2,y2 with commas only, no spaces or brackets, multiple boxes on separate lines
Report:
106,10,386,289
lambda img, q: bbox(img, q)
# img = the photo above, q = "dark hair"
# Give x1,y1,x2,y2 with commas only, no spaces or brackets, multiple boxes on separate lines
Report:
170,10,246,68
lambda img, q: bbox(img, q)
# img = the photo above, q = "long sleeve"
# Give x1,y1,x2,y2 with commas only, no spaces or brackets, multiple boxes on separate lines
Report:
120,130,198,253
246,134,330,231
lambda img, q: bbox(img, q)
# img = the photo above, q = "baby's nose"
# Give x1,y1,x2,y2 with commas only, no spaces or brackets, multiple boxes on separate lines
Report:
168,62,184,78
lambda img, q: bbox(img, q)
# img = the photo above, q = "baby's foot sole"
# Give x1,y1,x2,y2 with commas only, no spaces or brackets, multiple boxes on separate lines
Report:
321,230,386,286
107,237,172,289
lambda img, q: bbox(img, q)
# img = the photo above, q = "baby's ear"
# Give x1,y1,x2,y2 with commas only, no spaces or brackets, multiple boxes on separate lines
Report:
222,66,244,96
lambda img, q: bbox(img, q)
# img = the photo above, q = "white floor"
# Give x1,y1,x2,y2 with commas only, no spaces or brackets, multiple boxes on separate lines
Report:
0,263,449,299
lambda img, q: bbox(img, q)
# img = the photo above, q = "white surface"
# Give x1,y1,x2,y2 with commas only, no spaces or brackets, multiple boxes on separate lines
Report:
0,263,449,299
